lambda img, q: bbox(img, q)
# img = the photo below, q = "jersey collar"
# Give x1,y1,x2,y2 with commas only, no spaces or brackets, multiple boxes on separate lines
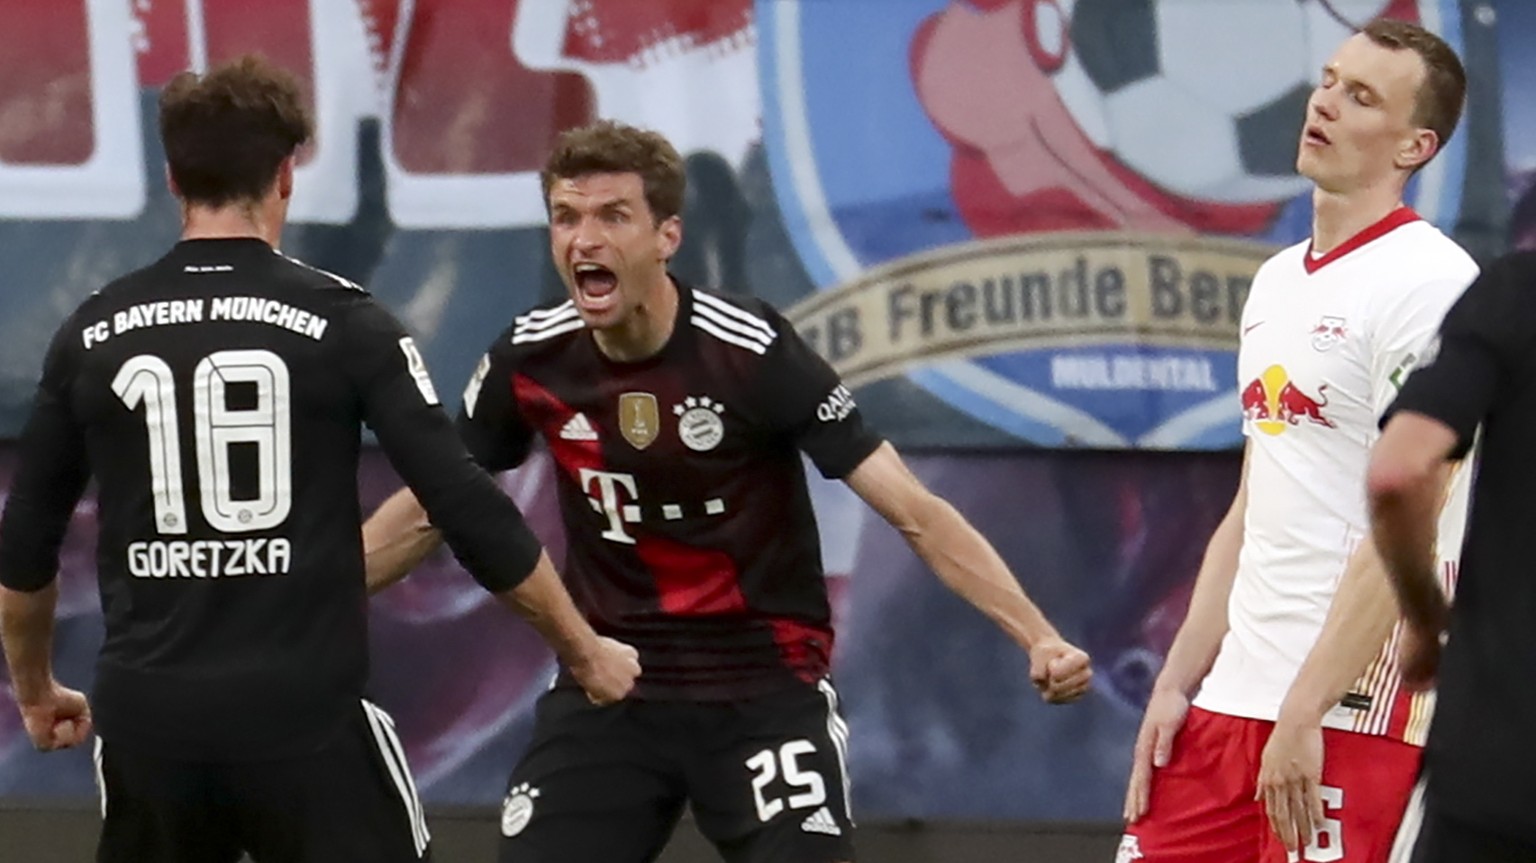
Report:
1303,205,1421,275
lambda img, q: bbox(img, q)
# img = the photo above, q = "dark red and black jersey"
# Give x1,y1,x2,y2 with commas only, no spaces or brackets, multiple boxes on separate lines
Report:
457,279,883,700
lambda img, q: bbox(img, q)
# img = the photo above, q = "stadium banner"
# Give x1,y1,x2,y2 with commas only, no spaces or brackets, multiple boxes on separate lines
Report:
784,232,1273,447
762,0,1505,448
0,0,1507,450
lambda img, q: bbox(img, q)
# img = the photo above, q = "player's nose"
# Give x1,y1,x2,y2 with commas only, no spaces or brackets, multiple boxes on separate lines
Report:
571,221,604,252
1308,89,1339,121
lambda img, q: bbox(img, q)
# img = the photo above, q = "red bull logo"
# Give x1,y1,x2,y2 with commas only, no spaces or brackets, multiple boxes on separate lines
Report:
1310,316,1349,352
1240,365,1335,435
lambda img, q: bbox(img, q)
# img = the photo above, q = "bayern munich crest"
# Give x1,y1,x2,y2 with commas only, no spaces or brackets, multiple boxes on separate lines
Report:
500,783,540,837
674,395,726,452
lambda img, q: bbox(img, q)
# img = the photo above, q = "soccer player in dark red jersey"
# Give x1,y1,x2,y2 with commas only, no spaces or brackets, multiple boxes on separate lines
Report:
0,57,637,863
364,120,1092,863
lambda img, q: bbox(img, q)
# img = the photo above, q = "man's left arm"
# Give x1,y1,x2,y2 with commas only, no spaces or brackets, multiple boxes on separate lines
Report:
1369,414,1462,672
843,443,1091,704
0,323,94,751
751,302,1090,704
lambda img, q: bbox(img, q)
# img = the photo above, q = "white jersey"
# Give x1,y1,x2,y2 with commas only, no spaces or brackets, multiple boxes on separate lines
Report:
1193,209,1477,744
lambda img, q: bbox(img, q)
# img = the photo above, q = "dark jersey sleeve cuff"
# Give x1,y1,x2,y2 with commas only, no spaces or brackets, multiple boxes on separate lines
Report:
0,500,69,592
811,429,885,480
441,508,544,594
1381,349,1490,461
0,560,57,592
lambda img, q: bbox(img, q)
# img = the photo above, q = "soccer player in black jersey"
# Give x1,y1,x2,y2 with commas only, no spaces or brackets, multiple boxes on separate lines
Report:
1369,251,1536,861
364,121,1092,863
0,57,638,863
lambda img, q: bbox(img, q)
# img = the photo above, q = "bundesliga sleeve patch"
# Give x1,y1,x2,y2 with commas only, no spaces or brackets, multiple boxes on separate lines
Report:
398,337,440,405
463,353,491,417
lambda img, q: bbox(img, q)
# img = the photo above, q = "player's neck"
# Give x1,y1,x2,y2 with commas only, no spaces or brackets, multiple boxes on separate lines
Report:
1309,182,1406,257
179,200,284,248
592,273,679,363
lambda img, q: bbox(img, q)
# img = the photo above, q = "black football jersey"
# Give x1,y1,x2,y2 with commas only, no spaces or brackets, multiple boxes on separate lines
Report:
457,279,883,700
0,238,541,760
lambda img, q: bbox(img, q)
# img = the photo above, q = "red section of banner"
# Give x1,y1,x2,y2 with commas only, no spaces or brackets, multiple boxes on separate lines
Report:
204,0,316,165
202,0,314,84
133,0,318,166
357,0,404,79
134,0,192,86
560,0,751,64
390,0,594,174
0,0,93,165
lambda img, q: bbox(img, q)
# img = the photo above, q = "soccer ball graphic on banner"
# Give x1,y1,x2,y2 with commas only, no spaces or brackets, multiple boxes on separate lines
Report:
1051,0,1400,204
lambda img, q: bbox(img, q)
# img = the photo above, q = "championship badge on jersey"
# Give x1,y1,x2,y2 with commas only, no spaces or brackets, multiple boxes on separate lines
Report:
619,392,660,450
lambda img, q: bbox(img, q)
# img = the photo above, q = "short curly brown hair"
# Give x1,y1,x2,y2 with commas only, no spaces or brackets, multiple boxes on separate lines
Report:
158,54,313,207
541,120,685,222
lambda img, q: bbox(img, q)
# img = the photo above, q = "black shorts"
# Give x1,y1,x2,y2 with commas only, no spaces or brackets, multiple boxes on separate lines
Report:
1410,806,1536,863
94,700,430,863
498,679,855,863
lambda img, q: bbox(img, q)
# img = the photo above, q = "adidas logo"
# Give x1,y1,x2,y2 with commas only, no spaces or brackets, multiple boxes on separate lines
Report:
800,806,841,836
559,413,598,441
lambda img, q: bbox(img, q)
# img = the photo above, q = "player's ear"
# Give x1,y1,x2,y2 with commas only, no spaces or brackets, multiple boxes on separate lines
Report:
1397,127,1438,172
164,164,181,200
657,214,682,261
276,155,297,201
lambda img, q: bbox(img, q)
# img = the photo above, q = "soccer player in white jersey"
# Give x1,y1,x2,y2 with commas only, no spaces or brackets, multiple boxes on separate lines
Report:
1118,19,1475,863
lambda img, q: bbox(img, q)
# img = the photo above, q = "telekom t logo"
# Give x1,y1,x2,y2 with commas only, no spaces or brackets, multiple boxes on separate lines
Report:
580,468,640,545
577,467,730,543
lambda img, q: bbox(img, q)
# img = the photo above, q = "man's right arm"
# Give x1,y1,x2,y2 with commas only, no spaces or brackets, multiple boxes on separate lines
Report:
365,337,538,594
343,302,636,702
1369,253,1535,687
363,486,442,594
501,551,639,701
1124,441,1250,822
362,485,637,700
0,319,95,750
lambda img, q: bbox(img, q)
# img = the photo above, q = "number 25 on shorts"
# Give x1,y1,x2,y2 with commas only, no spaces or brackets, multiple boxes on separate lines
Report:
745,739,827,822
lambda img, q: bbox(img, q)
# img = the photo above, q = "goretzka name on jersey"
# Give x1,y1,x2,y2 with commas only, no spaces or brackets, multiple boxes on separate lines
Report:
127,538,293,579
